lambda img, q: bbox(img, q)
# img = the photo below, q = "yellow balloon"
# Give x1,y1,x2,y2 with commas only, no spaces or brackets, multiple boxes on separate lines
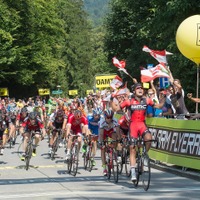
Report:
176,15,200,64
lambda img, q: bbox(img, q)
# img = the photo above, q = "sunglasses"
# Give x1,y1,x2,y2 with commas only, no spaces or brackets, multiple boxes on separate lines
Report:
136,87,143,90
106,116,112,119
148,93,154,95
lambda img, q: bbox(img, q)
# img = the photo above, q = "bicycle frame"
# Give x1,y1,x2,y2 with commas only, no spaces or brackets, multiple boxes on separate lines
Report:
67,134,80,176
104,137,119,183
133,137,158,191
50,128,63,160
25,131,36,170
83,134,98,172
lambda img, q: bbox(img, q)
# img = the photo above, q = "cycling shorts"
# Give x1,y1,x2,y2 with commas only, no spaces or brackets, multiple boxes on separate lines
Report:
129,121,148,138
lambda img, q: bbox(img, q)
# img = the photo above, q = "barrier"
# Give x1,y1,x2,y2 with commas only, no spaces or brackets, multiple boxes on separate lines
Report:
146,117,200,170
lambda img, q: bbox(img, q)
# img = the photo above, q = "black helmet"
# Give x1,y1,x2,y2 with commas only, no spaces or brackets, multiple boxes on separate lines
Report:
57,109,64,117
21,107,28,113
29,112,37,120
131,83,143,91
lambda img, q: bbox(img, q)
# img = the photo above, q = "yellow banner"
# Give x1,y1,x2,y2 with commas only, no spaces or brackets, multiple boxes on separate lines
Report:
95,74,116,88
86,90,93,95
0,88,9,96
69,90,78,96
38,88,50,96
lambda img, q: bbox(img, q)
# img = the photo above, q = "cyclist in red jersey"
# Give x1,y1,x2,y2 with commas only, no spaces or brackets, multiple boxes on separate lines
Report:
111,83,164,181
65,110,88,160
16,107,29,138
20,112,46,160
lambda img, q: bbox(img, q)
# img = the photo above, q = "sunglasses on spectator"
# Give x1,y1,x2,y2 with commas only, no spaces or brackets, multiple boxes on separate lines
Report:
136,87,143,90
148,93,154,95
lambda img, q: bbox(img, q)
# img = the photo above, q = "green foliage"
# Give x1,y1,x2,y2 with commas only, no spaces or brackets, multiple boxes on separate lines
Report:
84,0,110,27
0,0,102,98
104,0,200,112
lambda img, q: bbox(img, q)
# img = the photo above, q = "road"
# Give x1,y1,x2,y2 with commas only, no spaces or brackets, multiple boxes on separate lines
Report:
0,136,199,200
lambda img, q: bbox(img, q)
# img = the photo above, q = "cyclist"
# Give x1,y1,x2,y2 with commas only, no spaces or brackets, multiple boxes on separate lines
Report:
111,82,165,181
16,107,29,133
48,109,67,154
86,107,103,166
65,109,88,160
98,109,120,176
33,103,45,123
20,112,46,160
0,115,9,155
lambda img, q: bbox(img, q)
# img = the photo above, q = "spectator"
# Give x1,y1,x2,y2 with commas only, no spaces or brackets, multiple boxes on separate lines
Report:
187,93,200,103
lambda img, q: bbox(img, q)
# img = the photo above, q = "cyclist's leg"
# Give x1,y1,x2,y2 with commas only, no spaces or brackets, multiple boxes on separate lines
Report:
65,133,73,160
142,130,152,152
33,131,41,156
129,122,139,181
21,132,30,160
99,128,107,175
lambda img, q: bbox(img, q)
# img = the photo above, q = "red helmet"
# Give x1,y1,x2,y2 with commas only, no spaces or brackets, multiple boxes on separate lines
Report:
104,109,114,119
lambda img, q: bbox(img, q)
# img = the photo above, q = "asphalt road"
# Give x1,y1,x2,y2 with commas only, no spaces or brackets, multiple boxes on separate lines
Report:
0,136,199,200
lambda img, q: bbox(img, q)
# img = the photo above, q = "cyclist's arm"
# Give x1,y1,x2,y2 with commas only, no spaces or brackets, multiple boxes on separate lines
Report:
98,128,104,143
66,123,71,136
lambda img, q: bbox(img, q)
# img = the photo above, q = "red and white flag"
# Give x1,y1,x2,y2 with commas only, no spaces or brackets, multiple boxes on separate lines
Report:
112,87,128,97
112,57,130,76
142,45,173,64
141,63,170,82
112,57,126,68
110,75,123,90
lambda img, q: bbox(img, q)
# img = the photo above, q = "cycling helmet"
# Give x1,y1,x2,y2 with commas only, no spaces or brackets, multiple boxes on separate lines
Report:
70,104,77,110
131,83,143,91
93,107,102,116
104,109,114,118
21,107,28,113
56,109,64,117
74,110,82,119
29,112,37,120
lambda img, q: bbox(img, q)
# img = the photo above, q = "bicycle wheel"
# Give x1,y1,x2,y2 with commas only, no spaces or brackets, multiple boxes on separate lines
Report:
71,145,79,176
141,154,151,191
117,151,123,174
25,144,32,171
51,137,59,160
67,153,72,173
112,151,119,183
124,149,131,177
88,146,93,172
83,150,89,170
133,155,141,187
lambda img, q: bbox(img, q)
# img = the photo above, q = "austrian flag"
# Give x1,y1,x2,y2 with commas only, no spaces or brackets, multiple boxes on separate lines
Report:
142,45,173,64
141,63,170,82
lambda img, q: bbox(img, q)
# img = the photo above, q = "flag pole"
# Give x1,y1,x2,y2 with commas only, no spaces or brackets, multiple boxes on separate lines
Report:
196,63,199,114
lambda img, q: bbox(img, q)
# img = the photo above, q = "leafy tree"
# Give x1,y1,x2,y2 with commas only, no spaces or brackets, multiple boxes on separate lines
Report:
104,0,200,112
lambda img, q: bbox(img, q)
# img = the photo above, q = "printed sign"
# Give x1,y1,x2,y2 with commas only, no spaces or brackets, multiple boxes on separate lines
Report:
69,90,78,96
0,88,9,96
38,89,50,96
149,127,200,157
86,90,93,95
95,74,116,88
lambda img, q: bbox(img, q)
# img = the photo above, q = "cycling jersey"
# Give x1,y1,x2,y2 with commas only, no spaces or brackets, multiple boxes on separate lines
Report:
22,117,44,131
87,115,101,135
99,117,119,139
120,97,154,138
67,114,88,134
